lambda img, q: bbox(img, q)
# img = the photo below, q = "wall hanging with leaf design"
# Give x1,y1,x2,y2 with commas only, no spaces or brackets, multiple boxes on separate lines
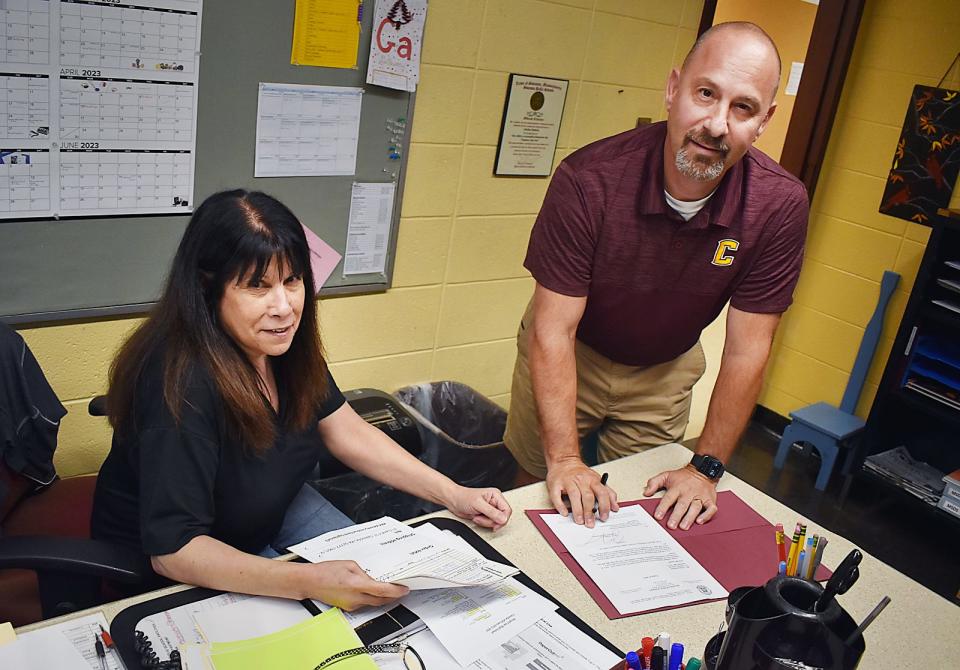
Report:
879,54,960,226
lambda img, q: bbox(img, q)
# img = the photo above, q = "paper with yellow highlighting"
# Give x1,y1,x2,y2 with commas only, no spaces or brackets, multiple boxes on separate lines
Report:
291,0,361,69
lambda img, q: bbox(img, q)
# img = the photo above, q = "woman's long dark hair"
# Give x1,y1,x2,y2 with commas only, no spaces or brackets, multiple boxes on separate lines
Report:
107,189,329,454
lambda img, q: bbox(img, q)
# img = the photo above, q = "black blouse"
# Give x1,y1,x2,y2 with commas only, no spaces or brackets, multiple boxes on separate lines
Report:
91,355,345,558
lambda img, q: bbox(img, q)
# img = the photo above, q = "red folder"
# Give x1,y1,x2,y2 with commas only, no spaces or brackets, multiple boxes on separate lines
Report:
526,491,831,619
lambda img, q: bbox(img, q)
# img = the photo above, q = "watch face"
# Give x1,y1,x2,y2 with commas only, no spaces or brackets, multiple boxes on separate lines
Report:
694,455,723,479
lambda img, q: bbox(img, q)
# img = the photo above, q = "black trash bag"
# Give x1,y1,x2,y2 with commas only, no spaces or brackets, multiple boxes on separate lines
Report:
310,383,518,524
310,389,439,524
393,381,518,490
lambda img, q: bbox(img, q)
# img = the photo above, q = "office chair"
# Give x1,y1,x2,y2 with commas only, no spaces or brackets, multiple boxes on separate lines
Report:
0,396,143,627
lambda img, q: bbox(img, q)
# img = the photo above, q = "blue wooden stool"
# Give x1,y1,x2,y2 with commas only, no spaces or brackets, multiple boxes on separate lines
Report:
773,271,900,490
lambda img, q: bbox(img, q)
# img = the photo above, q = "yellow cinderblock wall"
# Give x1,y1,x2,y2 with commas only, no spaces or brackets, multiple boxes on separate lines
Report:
759,0,960,419
19,0,705,477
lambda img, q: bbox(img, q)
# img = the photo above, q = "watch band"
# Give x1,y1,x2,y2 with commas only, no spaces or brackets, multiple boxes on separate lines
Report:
691,453,725,480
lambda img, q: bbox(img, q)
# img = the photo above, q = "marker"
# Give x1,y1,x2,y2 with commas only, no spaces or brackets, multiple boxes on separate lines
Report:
686,659,703,670
641,637,655,668
797,550,807,580
668,643,684,670
656,632,671,660
651,647,666,670
775,523,786,565
625,650,642,669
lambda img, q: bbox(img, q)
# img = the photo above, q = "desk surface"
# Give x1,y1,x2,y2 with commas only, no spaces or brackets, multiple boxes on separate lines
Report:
19,443,960,666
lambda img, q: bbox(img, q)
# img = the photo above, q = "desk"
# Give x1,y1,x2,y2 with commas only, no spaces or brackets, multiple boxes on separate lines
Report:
18,443,960,666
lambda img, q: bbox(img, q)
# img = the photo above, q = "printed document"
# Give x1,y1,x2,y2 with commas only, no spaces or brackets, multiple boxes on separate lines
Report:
344,182,396,276
254,83,363,177
543,505,727,613
402,577,558,666
394,610,620,670
289,516,519,589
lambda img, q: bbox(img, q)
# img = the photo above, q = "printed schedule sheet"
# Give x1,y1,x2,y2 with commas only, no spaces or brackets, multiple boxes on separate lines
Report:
0,0,203,219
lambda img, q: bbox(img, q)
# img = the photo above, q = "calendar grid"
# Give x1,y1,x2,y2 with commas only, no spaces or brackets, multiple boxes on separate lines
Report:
60,0,198,73
0,0,51,66
0,148,51,213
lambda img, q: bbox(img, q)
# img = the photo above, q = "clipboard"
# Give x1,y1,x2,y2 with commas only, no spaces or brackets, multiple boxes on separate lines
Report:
109,517,624,668
527,491,832,619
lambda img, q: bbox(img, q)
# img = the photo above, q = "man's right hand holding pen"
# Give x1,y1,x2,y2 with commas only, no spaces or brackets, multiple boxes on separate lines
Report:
546,459,619,528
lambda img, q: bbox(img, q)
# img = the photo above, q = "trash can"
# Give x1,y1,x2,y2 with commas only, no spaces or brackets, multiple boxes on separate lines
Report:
310,388,440,523
393,381,518,491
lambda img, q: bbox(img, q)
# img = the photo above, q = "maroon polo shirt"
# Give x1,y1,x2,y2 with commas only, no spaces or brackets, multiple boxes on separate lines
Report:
524,122,808,366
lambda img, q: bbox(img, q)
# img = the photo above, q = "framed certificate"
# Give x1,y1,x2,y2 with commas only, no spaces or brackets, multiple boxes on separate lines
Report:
494,73,569,177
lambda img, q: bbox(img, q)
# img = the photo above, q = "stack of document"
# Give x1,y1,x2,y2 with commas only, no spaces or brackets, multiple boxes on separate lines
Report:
156,518,619,669
290,518,564,665
289,517,520,589
864,446,946,505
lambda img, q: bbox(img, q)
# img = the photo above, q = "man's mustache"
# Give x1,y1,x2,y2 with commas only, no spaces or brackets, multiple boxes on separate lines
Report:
685,130,729,155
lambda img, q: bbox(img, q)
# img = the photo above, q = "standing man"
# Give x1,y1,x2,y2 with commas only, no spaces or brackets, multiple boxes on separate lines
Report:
504,22,808,531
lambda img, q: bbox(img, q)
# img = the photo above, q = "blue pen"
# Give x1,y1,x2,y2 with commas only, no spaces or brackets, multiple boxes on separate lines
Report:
778,560,786,575
625,650,642,669
668,643,684,670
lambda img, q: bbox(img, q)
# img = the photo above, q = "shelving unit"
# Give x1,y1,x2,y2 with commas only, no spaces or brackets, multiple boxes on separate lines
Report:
841,220,960,526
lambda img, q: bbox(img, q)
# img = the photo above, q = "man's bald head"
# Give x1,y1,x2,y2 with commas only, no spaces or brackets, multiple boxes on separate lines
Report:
682,22,782,102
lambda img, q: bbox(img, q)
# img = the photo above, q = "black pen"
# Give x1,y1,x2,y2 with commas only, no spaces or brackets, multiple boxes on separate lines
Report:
94,633,107,670
593,472,610,515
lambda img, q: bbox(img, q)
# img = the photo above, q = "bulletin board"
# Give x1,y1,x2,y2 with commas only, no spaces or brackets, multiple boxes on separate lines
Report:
0,0,415,323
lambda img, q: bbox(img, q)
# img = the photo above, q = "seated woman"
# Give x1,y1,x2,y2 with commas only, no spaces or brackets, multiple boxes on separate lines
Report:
92,189,511,611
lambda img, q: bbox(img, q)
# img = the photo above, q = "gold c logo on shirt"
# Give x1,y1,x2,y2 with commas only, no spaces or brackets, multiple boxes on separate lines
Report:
712,239,740,266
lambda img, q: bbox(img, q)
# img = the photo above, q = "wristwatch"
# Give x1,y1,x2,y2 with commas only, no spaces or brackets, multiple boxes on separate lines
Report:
690,453,725,481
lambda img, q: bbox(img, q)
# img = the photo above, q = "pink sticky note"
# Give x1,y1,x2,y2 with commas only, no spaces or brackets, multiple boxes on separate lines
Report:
301,224,342,294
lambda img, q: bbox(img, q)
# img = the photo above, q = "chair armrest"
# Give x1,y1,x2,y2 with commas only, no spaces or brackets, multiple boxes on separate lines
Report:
0,535,143,583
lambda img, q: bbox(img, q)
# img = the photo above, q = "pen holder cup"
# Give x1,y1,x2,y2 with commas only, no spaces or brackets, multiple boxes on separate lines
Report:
703,576,865,670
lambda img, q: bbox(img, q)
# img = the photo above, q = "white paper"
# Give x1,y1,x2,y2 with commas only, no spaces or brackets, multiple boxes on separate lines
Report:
289,515,519,589
365,0,427,92
136,591,253,657
343,181,395,275
543,505,727,615
401,578,558,666
254,82,362,177
785,61,804,96
192,595,312,643
0,612,123,670
391,610,619,670
0,0,203,219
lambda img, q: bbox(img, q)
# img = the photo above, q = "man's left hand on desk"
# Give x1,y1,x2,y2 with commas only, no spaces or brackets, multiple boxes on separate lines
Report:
643,466,718,530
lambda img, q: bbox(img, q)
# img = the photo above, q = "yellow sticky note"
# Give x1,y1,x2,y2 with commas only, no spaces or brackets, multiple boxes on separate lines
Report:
291,0,361,69
0,622,16,646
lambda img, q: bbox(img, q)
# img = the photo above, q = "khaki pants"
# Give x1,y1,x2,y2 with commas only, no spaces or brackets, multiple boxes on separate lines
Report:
504,302,707,479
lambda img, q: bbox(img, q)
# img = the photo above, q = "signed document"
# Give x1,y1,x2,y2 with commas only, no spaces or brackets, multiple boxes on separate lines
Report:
542,505,727,613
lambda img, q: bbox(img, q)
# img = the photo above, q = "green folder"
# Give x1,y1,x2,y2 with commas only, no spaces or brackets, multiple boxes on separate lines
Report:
206,608,376,670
